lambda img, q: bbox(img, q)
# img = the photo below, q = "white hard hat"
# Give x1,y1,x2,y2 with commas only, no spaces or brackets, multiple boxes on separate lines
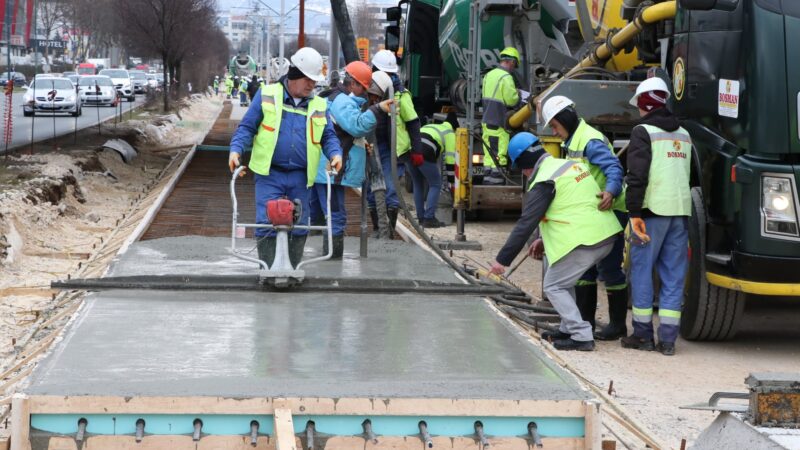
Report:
372,50,398,73
368,71,393,97
541,95,575,126
290,47,325,82
629,77,670,106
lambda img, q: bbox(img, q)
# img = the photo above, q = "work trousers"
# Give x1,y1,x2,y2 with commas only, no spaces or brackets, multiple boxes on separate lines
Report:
544,240,614,342
630,216,689,343
578,211,628,290
405,160,442,221
254,170,310,238
308,183,347,236
366,142,400,209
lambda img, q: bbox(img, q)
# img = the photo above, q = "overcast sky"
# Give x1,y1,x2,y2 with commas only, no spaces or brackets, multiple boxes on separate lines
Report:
216,0,395,34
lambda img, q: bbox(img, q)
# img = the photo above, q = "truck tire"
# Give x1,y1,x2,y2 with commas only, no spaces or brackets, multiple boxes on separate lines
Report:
680,187,745,341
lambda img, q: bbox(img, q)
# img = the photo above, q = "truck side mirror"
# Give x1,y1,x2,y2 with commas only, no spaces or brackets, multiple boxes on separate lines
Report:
386,6,401,22
385,26,400,53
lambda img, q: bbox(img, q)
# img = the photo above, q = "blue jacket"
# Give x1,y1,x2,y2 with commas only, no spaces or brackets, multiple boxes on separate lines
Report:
315,91,378,187
229,80,342,170
568,136,624,197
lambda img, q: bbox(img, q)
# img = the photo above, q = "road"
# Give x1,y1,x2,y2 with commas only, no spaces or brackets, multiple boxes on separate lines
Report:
0,93,146,153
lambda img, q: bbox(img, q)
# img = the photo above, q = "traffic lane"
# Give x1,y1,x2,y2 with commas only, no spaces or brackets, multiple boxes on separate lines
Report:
0,94,146,151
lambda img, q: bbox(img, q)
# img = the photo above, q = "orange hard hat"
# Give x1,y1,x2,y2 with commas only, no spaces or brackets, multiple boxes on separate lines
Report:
344,61,372,89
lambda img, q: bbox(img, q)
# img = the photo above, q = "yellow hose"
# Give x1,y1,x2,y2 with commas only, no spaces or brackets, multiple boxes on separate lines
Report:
508,0,677,129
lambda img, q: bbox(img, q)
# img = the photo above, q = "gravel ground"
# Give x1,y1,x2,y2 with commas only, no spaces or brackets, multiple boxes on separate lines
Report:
421,217,800,447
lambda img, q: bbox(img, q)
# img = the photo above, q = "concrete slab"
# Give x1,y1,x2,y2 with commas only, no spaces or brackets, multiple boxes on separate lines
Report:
25,289,586,401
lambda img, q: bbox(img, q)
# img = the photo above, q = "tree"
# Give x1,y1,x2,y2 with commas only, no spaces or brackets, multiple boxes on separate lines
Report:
37,0,65,65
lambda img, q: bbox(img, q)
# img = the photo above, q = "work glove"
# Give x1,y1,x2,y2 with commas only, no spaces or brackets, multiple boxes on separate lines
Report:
228,152,246,177
378,99,394,113
489,261,506,275
630,217,651,243
527,238,545,260
597,191,613,211
327,155,343,173
410,153,424,167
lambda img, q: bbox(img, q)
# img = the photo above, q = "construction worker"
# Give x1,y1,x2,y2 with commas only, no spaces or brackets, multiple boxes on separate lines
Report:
489,132,622,351
232,76,240,98
309,62,393,258
541,96,628,340
239,77,249,106
409,112,460,228
367,50,423,236
213,76,220,95
224,75,233,99
621,77,692,356
481,47,521,185
228,47,343,268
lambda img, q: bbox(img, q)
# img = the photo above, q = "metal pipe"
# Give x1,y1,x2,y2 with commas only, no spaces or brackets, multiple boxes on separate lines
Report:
360,179,368,257
305,420,315,449
362,419,378,444
250,420,259,446
419,421,433,448
528,422,543,447
230,166,269,270
297,170,335,269
76,418,88,442
135,418,145,442
193,418,203,441
474,421,489,448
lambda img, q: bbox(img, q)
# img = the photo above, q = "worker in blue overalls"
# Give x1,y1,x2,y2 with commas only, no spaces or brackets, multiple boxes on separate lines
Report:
228,47,343,268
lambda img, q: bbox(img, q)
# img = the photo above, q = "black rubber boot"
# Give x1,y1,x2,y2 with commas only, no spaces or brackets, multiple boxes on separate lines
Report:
257,237,276,268
595,289,629,341
387,207,399,238
288,235,307,268
369,208,379,237
574,284,598,330
322,234,345,259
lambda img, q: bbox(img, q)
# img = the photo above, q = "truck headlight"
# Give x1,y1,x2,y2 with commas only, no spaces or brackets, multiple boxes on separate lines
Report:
762,175,799,238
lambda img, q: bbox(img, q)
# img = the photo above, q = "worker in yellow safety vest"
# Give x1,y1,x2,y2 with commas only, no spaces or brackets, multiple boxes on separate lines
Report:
621,77,692,357
489,132,622,351
481,46,521,185
228,47,343,268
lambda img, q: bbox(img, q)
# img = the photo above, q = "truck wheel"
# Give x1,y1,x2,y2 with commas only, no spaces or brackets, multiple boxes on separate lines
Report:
680,187,745,341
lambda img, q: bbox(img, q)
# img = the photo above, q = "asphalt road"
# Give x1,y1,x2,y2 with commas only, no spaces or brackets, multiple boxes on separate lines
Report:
0,93,146,153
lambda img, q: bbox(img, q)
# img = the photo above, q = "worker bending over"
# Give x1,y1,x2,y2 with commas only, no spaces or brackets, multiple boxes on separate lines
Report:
309,62,393,258
489,132,622,351
409,113,460,228
367,50,423,237
228,47,343,268
622,77,692,356
541,95,628,340
481,47,521,185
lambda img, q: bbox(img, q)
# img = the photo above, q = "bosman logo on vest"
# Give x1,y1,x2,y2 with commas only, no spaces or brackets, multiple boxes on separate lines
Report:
574,166,591,183
667,140,687,159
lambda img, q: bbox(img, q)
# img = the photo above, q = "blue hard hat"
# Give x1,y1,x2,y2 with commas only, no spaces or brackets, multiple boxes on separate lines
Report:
508,132,545,169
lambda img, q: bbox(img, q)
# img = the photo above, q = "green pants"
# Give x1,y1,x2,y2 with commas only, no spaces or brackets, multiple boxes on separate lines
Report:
481,124,509,168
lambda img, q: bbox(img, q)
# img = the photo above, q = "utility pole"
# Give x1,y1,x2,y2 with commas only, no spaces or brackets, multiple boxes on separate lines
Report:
4,0,12,73
328,14,339,74
278,0,284,63
298,0,305,48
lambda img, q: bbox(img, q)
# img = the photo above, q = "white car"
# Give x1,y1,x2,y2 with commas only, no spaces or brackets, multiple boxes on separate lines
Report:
98,69,135,102
22,77,82,117
78,75,117,107
146,75,158,89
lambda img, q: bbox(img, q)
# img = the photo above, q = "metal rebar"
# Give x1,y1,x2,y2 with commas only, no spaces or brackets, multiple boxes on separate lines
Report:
250,420,259,446
362,419,378,444
305,420,315,449
135,418,145,442
419,421,433,448
76,418,88,442
528,422,543,447
192,418,203,441
474,421,489,448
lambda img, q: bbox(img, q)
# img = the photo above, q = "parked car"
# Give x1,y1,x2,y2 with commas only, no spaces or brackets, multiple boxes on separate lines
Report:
0,72,27,86
128,70,148,94
22,77,82,117
97,69,134,102
146,74,158,89
77,75,117,107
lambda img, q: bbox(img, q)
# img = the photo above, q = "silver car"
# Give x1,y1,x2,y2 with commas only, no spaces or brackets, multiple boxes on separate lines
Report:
22,77,82,117
78,75,117,107
97,69,135,102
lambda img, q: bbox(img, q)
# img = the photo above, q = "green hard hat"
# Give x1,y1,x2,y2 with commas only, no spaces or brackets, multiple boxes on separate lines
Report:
500,47,520,63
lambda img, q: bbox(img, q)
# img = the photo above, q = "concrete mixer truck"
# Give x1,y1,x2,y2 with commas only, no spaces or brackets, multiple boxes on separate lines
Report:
229,52,258,78
384,0,800,340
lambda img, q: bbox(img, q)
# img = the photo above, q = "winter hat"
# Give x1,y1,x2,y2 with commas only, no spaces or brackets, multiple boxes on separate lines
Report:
287,65,307,80
637,90,667,112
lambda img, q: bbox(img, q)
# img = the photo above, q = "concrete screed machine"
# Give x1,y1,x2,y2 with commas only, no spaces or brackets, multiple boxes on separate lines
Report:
384,0,800,340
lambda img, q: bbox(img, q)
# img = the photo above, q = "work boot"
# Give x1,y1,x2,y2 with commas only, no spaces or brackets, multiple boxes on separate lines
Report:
369,208,379,238
656,342,676,356
422,218,446,228
541,330,570,341
595,289,629,341
322,234,345,259
388,207,399,237
256,236,276,268
620,334,655,351
288,234,307,268
552,338,595,351
574,284,598,330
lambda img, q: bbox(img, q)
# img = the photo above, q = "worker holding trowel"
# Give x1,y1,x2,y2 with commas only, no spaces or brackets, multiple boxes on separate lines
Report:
228,47,343,268
489,132,622,352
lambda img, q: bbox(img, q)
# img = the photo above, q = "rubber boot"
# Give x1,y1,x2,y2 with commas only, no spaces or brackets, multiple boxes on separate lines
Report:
595,289,629,341
322,234,345,259
574,284,597,330
369,208,379,238
288,234,307,268
257,236,276,268
387,207,399,238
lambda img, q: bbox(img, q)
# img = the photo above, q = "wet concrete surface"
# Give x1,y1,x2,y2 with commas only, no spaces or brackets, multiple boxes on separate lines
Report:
27,236,588,401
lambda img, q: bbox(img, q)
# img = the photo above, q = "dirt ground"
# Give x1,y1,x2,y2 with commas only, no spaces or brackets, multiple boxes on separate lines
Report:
0,94,223,409
422,218,800,447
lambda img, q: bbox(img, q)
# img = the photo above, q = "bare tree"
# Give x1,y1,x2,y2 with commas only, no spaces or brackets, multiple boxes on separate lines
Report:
37,0,65,65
